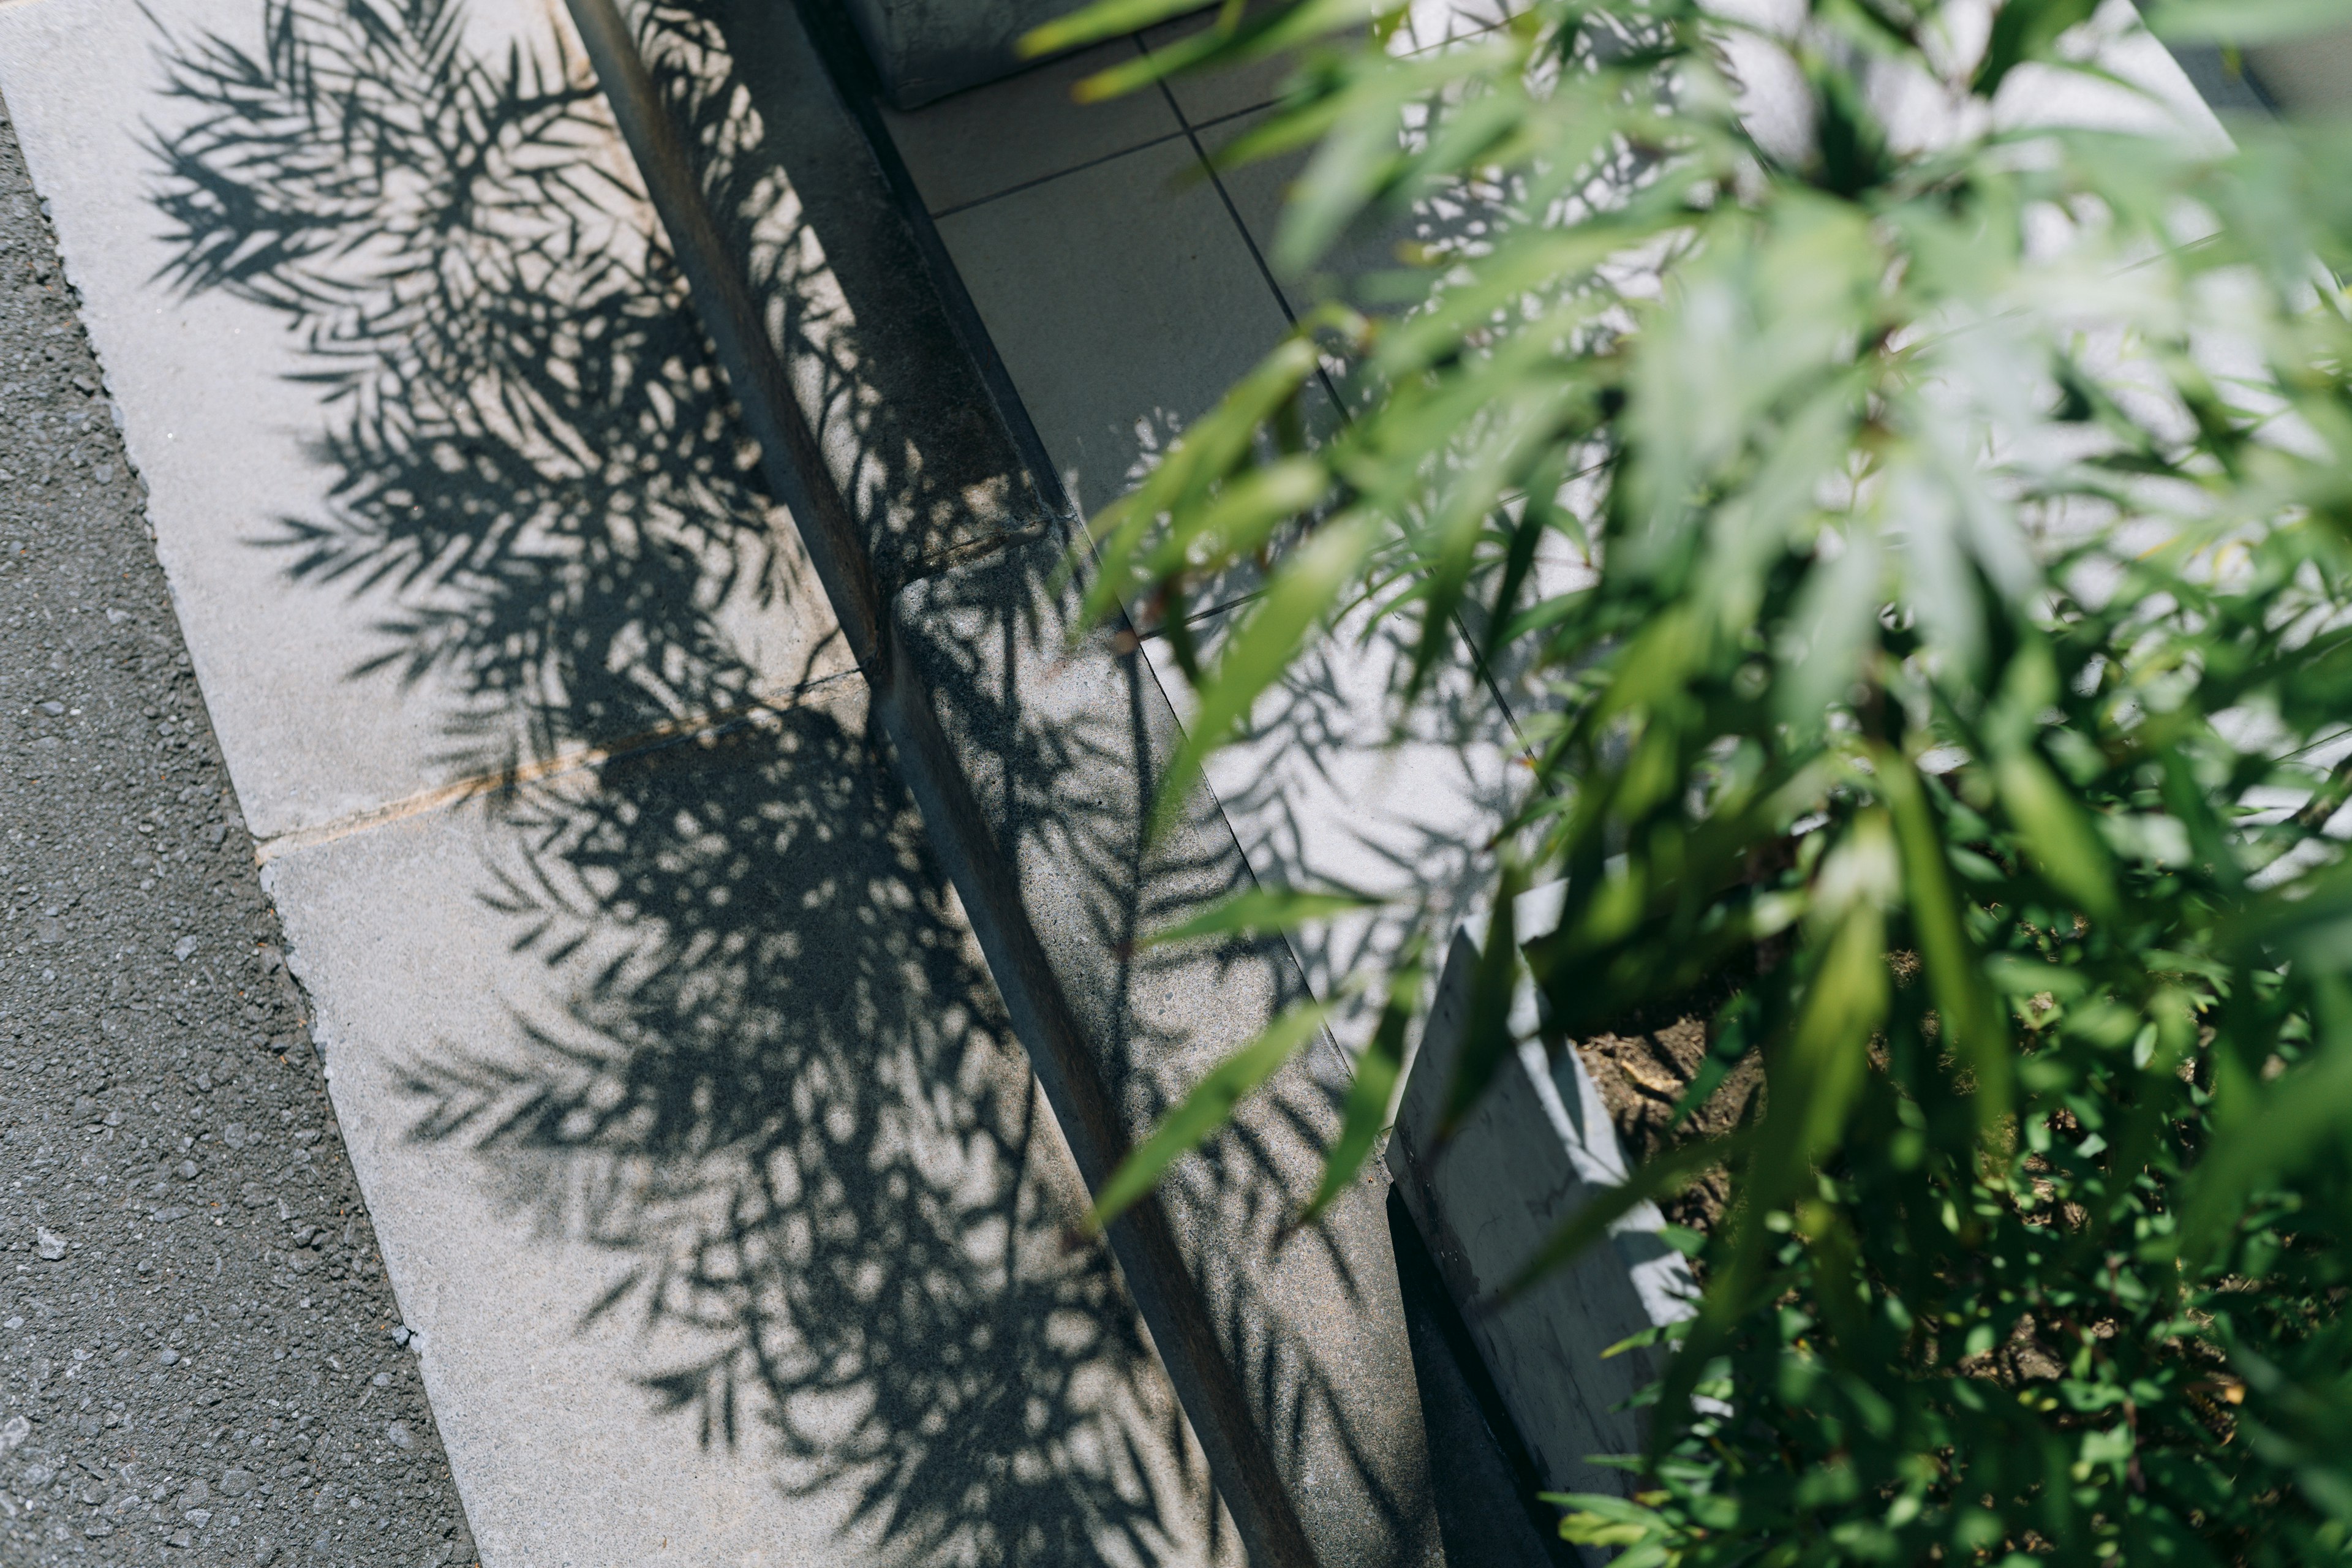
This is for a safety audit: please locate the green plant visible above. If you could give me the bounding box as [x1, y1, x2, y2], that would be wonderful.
[1028, 0, 2352, 1560]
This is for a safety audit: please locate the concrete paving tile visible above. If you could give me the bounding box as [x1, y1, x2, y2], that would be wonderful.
[0, 0, 851, 844]
[933, 135, 1298, 520]
[882, 36, 1186, 215]
[1205, 95, 1517, 328]
[1202, 107, 1404, 321]
[1142, 10, 1295, 127]
[264, 688, 1235, 1568]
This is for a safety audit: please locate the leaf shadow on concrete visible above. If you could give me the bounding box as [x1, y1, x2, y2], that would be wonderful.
[141, 2, 1244, 1561]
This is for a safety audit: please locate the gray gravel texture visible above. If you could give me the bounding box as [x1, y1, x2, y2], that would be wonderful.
[0, 94, 476, 1567]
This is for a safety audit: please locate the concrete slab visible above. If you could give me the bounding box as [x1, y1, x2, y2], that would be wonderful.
[1139, 10, 1292, 127]
[264, 688, 1234, 1567]
[0, 0, 851, 845]
[932, 134, 1298, 519]
[883, 36, 1185, 216]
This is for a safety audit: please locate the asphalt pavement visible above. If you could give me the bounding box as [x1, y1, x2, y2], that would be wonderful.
[0, 89, 477, 1568]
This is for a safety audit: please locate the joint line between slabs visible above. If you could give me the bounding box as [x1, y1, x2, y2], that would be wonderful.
[247, 668, 862, 865]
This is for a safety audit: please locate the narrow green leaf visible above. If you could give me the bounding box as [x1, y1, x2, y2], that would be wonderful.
[1019, 0, 1209, 59]
[1143, 884, 1384, 949]
[1875, 747, 2011, 1135]
[2146, 0, 2352, 45]
[1973, 0, 2101, 96]
[1777, 524, 1884, 733]
[1994, 748, 2120, 924]
[1084, 1000, 1336, 1235]
[1070, 28, 1228, 102]
[1077, 336, 1328, 629]
[1775, 894, 1890, 1175]
[2179, 995, 2352, 1268]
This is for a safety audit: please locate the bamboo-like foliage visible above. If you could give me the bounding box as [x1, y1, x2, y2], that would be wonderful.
[1041, 0, 2352, 1558]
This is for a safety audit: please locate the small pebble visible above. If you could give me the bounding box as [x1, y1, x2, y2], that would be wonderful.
[219, 1467, 254, 1496]
[36, 1226, 65, 1261]
[385, 1420, 413, 1450]
[371, 1371, 391, 1387]
[157, 1347, 179, 1365]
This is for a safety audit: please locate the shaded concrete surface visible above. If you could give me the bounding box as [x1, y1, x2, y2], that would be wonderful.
[0, 0, 851, 848]
[894, 540, 1449, 1568]
[0, 0, 1236, 1562]
[263, 684, 1222, 1567]
[863, 12, 1562, 1563]
[0, 94, 473, 1567]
